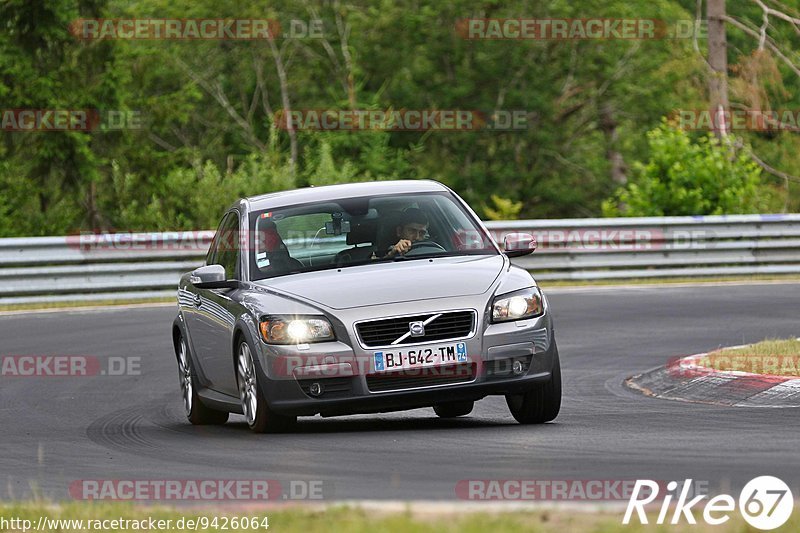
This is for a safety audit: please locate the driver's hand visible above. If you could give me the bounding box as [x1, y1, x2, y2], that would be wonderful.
[390, 239, 412, 256]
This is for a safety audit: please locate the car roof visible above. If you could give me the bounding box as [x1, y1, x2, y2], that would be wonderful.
[241, 180, 450, 212]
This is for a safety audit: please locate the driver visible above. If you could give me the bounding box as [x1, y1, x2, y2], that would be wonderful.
[383, 208, 429, 258]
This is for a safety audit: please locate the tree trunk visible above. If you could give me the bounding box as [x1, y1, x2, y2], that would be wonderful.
[707, 0, 729, 137]
[599, 101, 627, 212]
[88, 181, 99, 232]
[267, 39, 298, 174]
[599, 101, 626, 186]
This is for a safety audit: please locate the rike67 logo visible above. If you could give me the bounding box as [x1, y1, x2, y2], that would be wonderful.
[624, 476, 793, 530]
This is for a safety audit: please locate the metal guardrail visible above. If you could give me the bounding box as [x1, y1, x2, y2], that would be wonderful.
[1, 214, 799, 304]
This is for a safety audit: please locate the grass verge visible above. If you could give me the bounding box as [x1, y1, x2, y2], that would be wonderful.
[0, 297, 175, 313]
[1, 502, 799, 532]
[697, 338, 800, 377]
[539, 274, 800, 288]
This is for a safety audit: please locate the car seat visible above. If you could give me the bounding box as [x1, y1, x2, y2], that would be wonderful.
[257, 220, 304, 273]
[334, 219, 378, 265]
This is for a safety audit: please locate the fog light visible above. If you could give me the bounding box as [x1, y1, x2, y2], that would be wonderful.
[309, 382, 323, 396]
[512, 360, 525, 375]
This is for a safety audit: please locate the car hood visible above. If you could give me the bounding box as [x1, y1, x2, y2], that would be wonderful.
[254, 254, 505, 310]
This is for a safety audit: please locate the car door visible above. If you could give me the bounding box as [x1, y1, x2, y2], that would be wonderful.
[181, 213, 227, 380]
[191, 212, 241, 395]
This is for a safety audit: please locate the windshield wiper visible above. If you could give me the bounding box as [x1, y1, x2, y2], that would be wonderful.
[392, 253, 443, 261]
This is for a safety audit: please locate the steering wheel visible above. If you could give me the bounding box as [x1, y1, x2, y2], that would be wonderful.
[404, 240, 446, 257]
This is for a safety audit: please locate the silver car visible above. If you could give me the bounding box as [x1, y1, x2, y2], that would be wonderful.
[172, 180, 561, 432]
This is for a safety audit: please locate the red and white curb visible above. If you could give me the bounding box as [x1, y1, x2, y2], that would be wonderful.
[626, 341, 800, 408]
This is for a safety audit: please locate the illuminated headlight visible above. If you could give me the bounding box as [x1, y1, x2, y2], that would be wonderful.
[259, 316, 335, 344]
[491, 287, 544, 322]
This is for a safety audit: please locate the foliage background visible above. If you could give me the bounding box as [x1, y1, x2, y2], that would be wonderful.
[1, 0, 799, 236]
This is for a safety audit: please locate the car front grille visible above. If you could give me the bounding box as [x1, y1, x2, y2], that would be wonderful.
[356, 310, 475, 347]
[366, 363, 476, 392]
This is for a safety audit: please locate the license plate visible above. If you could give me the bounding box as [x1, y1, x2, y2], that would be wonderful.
[373, 342, 468, 372]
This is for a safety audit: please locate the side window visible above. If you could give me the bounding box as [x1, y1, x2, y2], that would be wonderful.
[210, 212, 240, 280]
[205, 214, 229, 266]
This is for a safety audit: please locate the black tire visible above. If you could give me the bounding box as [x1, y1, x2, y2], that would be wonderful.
[433, 400, 474, 418]
[176, 332, 229, 425]
[505, 342, 562, 424]
[237, 338, 296, 434]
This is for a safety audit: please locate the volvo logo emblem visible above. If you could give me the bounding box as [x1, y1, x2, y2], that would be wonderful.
[409, 321, 425, 337]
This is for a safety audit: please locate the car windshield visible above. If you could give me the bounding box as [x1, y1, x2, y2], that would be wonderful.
[248, 191, 498, 280]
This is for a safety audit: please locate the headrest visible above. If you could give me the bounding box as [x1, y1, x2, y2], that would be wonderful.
[346, 219, 377, 245]
[258, 219, 286, 253]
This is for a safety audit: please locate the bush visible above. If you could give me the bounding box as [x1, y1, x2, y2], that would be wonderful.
[105, 128, 414, 231]
[109, 151, 296, 231]
[603, 120, 779, 216]
[483, 195, 523, 221]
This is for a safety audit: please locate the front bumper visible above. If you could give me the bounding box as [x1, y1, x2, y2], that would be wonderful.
[254, 310, 557, 417]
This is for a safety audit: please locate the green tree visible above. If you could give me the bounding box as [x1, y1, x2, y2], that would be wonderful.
[2, 0, 799, 237]
[0, 0, 123, 235]
[483, 195, 523, 221]
[602, 120, 779, 216]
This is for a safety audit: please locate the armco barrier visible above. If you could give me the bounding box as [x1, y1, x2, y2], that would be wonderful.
[1, 214, 799, 304]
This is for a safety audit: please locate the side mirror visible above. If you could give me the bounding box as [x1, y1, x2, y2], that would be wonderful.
[503, 232, 536, 258]
[190, 264, 237, 289]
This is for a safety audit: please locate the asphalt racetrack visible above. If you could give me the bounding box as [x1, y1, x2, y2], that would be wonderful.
[2, 283, 799, 502]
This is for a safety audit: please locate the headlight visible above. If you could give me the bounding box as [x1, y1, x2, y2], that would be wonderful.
[491, 287, 544, 322]
[259, 316, 335, 344]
